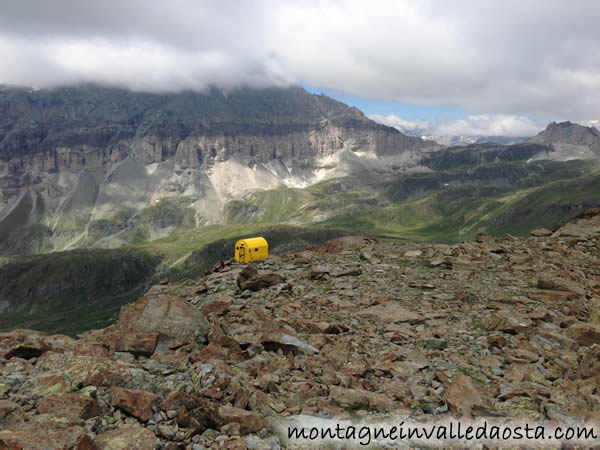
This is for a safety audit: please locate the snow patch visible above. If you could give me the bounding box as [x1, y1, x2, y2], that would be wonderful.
[145, 163, 159, 175]
[354, 151, 379, 160]
[207, 159, 281, 202]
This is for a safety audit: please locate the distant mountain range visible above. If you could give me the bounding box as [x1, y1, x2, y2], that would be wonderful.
[421, 135, 530, 146]
[384, 118, 600, 148]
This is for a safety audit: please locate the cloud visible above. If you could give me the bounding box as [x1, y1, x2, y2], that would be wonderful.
[367, 114, 431, 134]
[369, 113, 548, 137]
[579, 120, 600, 130]
[433, 115, 547, 137]
[0, 1, 600, 119]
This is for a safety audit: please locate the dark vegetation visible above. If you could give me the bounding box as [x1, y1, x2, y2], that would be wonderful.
[0, 248, 160, 335]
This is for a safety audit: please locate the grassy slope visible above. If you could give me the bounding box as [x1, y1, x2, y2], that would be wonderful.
[485, 171, 600, 236]
[326, 168, 600, 243]
[0, 248, 160, 335]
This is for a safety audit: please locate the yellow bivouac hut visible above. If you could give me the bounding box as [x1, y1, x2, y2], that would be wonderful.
[234, 237, 268, 263]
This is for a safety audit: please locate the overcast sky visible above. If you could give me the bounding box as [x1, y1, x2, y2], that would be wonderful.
[1, 0, 599, 136]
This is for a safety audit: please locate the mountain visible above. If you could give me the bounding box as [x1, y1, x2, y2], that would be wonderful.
[0, 84, 435, 255]
[422, 135, 530, 146]
[528, 121, 600, 160]
[423, 121, 600, 153]
[420, 121, 600, 171]
[377, 120, 531, 147]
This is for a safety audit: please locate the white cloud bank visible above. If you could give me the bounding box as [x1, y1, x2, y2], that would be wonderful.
[1, 1, 600, 119]
[368, 113, 549, 137]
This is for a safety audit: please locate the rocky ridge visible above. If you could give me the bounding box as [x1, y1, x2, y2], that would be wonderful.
[528, 121, 600, 161]
[1, 211, 599, 448]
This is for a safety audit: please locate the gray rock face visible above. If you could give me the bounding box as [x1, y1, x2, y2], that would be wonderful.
[0, 85, 427, 173]
[117, 294, 210, 350]
[0, 84, 434, 255]
[528, 121, 600, 160]
[530, 121, 600, 151]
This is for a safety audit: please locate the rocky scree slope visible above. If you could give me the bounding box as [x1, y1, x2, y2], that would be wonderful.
[0, 85, 433, 255]
[1, 210, 599, 448]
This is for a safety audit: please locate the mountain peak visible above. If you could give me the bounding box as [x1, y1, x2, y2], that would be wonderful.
[528, 120, 600, 159]
[547, 120, 573, 129]
[531, 120, 599, 143]
[544, 120, 598, 134]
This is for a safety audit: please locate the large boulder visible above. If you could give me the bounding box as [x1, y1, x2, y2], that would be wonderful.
[577, 345, 600, 379]
[39, 393, 101, 420]
[443, 373, 484, 417]
[568, 323, 600, 346]
[236, 266, 286, 291]
[27, 372, 73, 397]
[0, 400, 24, 428]
[0, 329, 50, 360]
[101, 328, 160, 357]
[33, 352, 126, 389]
[329, 386, 394, 410]
[117, 294, 209, 351]
[218, 406, 265, 434]
[110, 387, 160, 422]
[95, 423, 159, 449]
[0, 414, 90, 449]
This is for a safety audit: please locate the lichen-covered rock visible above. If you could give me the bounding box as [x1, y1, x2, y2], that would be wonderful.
[0, 400, 24, 428]
[443, 373, 484, 417]
[38, 392, 101, 420]
[101, 328, 160, 357]
[328, 386, 393, 410]
[0, 329, 50, 359]
[110, 387, 160, 422]
[0, 414, 90, 450]
[117, 294, 209, 350]
[568, 323, 600, 346]
[95, 423, 159, 449]
[218, 406, 265, 434]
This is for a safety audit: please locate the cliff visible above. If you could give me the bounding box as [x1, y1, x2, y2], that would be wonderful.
[0, 85, 435, 255]
[0, 84, 428, 173]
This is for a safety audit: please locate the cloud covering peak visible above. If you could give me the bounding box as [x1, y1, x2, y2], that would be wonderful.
[1, 1, 599, 119]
